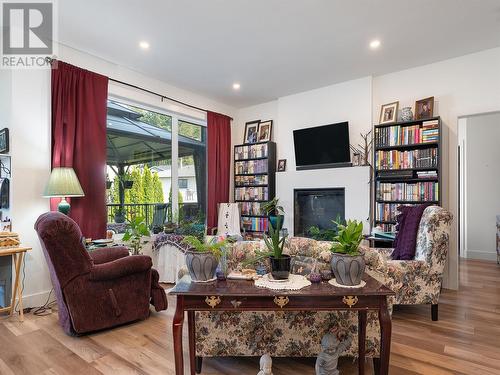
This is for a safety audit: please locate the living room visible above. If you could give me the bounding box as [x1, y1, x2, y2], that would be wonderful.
[0, 1, 499, 374]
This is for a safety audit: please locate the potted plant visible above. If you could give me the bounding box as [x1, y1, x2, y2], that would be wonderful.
[122, 216, 150, 255]
[182, 236, 228, 282]
[329, 219, 365, 286]
[114, 207, 126, 223]
[164, 221, 178, 234]
[262, 197, 285, 231]
[264, 216, 290, 279]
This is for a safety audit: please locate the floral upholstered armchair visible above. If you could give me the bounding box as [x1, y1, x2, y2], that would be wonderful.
[361, 206, 453, 321]
[194, 237, 390, 370]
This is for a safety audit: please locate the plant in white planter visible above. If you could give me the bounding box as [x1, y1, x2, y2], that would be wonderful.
[182, 236, 228, 282]
[329, 219, 365, 286]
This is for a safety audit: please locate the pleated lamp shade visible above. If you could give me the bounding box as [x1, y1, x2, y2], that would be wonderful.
[43, 167, 85, 198]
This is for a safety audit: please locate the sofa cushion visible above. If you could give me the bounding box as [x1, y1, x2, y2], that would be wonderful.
[392, 204, 431, 260]
[290, 255, 329, 275]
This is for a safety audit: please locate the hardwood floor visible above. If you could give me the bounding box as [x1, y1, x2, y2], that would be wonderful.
[0, 258, 499, 374]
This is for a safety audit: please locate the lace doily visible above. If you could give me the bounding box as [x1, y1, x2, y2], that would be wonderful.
[328, 279, 366, 289]
[254, 274, 311, 290]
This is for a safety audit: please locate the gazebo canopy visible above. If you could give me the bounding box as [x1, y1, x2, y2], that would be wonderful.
[106, 101, 205, 166]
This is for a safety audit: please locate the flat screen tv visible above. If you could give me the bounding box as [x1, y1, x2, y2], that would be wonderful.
[293, 121, 351, 170]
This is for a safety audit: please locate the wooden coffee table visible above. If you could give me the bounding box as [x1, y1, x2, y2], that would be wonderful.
[169, 274, 394, 375]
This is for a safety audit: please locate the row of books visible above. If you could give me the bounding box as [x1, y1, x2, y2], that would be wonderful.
[235, 160, 268, 175]
[241, 217, 269, 232]
[375, 120, 439, 147]
[235, 175, 268, 187]
[234, 143, 268, 160]
[377, 181, 439, 202]
[375, 203, 420, 222]
[375, 148, 438, 170]
[240, 202, 265, 216]
[376, 223, 397, 233]
[235, 187, 268, 201]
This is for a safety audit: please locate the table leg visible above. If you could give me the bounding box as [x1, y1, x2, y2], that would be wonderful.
[173, 296, 185, 375]
[188, 310, 196, 375]
[10, 253, 23, 319]
[358, 309, 367, 375]
[378, 298, 392, 375]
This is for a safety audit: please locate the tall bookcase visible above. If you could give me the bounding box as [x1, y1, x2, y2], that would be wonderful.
[373, 116, 442, 234]
[234, 141, 276, 238]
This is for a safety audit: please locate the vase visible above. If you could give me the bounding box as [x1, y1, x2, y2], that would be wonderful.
[330, 253, 365, 286]
[400, 107, 413, 122]
[269, 215, 284, 231]
[269, 254, 291, 280]
[185, 251, 218, 282]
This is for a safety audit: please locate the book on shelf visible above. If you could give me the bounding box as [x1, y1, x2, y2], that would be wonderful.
[416, 170, 438, 179]
[375, 120, 439, 147]
[375, 148, 438, 170]
[241, 217, 269, 232]
[235, 159, 268, 175]
[235, 175, 268, 186]
[234, 143, 268, 160]
[376, 181, 439, 201]
[240, 202, 265, 216]
[235, 186, 268, 201]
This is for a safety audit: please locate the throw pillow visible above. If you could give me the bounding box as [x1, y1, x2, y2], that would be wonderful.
[392, 204, 432, 260]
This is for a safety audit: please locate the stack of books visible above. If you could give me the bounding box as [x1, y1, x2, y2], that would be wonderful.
[422, 120, 439, 143]
[416, 170, 438, 179]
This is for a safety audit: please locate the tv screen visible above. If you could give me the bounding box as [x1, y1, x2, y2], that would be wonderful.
[293, 122, 351, 169]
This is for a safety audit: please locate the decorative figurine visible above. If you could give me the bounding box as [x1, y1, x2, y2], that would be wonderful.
[257, 354, 273, 375]
[315, 333, 352, 375]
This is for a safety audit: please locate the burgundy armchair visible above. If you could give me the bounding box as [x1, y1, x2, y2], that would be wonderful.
[35, 212, 167, 335]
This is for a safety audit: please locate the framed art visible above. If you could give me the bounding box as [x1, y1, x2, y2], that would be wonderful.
[0, 128, 9, 154]
[257, 120, 273, 142]
[415, 96, 434, 120]
[379, 102, 399, 124]
[277, 159, 286, 172]
[243, 120, 260, 144]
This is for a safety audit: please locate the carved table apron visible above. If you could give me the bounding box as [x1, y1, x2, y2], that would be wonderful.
[170, 275, 394, 375]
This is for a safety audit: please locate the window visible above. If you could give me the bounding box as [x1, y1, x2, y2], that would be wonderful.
[105, 99, 206, 229]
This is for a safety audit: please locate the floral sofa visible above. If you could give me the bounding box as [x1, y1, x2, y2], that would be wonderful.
[193, 205, 452, 364]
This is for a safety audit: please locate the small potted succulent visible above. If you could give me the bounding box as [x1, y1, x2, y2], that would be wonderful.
[182, 236, 228, 282]
[329, 219, 365, 286]
[262, 197, 285, 231]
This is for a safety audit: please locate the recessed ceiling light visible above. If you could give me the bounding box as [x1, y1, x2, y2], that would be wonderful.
[370, 39, 381, 49]
[232, 83, 241, 90]
[139, 41, 150, 50]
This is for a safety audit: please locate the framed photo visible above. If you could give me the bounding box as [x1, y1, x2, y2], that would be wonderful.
[257, 120, 273, 142]
[243, 120, 260, 144]
[277, 159, 286, 172]
[0, 128, 9, 154]
[415, 96, 434, 120]
[379, 102, 399, 124]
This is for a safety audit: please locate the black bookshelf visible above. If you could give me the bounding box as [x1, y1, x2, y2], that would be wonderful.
[372, 116, 442, 234]
[234, 141, 276, 237]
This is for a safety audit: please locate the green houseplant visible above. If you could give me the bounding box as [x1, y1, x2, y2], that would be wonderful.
[182, 236, 228, 282]
[122, 216, 150, 255]
[261, 197, 285, 231]
[329, 219, 365, 286]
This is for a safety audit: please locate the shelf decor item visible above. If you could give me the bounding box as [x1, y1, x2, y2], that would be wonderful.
[277, 159, 286, 172]
[243, 120, 260, 144]
[257, 120, 273, 142]
[400, 106, 413, 122]
[379, 101, 399, 124]
[415, 96, 434, 120]
[0, 128, 9, 154]
[43, 167, 85, 215]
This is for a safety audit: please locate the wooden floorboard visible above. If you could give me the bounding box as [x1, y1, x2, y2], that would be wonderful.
[0, 258, 499, 374]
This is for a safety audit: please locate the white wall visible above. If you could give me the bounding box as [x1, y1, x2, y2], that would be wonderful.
[460, 112, 500, 261]
[7, 43, 236, 307]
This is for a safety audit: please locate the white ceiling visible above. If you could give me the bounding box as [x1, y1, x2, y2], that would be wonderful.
[58, 0, 500, 108]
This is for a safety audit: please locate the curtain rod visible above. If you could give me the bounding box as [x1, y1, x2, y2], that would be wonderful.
[45, 57, 233, 120]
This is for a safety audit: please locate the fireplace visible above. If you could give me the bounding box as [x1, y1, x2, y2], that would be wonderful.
[294, 188, 345, 237]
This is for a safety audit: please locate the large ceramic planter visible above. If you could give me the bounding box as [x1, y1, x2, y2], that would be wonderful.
[269, 215, 284, 231]
[269, 254, 291, 280]
[185, 251, 218, 282]
[330, 253, 365, 286]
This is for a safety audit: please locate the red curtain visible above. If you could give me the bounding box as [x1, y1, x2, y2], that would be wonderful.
[207, 111, 232, 230]
[51, 61, 109, 238]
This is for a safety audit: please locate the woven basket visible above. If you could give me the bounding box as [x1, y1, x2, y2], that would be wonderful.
[0, 232, 20, 248]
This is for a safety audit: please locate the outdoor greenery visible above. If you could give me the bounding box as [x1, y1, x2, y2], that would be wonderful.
[122, 216, 150, 255]
[330, 219, 364, 256]
[111, 165, 164, 205]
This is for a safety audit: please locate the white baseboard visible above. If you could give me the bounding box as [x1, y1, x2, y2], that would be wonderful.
[465, 250, 498, 261]
[22, 289, 55, 308]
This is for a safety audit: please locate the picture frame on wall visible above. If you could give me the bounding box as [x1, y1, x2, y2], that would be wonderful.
[243, 120, 260, 144]
[277, 159, 286, 172]
[379, 102, 399, 124]
[415, 96, 434, 120]
[257, 120, 273, 142]
[0, 128, 9, 154]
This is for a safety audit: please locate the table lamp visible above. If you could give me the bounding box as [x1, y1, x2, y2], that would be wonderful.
[43, 167, 85, 214]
